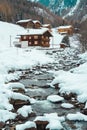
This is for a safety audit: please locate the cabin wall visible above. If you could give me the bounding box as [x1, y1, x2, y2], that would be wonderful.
[20, 34, 50, 47]
[34, 23, 41, 29]
[58, 27, 73, 35]
[17, 21, 34, 28]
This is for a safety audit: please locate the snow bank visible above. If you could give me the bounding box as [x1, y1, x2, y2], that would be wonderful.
[0, 110, 17, 122]
[16, 121, 36, 130]
[35, 113, 65, 130]
[61, 103, 74, 109]
[17, 105, 33, 117]
[0, 21, 55, 122]
[5, 82, 25, 90]
[50, 28, 64, 48]
[47, 95, 64, 103]
[50, 67, 87, 103]
[67, 112, 87, 121]
[0, 21, 25, 48]
[0, 93, 13, 110]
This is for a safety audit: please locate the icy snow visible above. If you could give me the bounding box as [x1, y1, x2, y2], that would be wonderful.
[50, 28, 64, 48]
[0, 21, 55, 122]
[0, 110, 17, 122]
[61, 103, 74, 109]
[47, 94, 64, 103]
[67, 112, 87, 121]
[17, 105, 33, 117]
[16, 121, 36, 130]
[84, 102, 87, 109]
[34, 113, 65, 130]
[5, 82, 25, 90]
[0, 20, 87, 126]
[50, 64, 87, 103]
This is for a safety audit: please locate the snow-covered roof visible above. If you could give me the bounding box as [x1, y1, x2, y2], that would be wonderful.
[42, 24, 51, 27]
[18, 28, 52, 36]
[16, 19, 32, 24]
[58, 25, 73, 29]
[33, 20, 41, 24]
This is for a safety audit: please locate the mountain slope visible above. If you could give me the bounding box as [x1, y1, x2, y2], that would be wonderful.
[65, 0, 87, 21]
[30, 0, 77, 16]
[31, 0, 87, 23]
[0, 0, 63, 27]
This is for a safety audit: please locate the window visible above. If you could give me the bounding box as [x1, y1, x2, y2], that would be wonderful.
[29, 36, 31, 39]
[46, 36, 49, 39]
[23, 36, 26, 40]
[34, 36, 38, 39]
[29, 42, 32, 45]
[34, 41, 38, 45]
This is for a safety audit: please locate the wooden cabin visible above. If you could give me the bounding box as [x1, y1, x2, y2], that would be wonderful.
[16, 19, 42, 29]
[58, 25, 73, 35]
[17, 28, 52, 47]
[33, 20, 42, 29]
[16, 19, 34, 28]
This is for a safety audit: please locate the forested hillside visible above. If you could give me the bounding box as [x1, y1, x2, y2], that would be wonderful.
[0, 0, 64, 27]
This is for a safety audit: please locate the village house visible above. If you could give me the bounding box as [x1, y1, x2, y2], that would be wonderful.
[33, 20, 42, 29]
[16, 28, 52, 48]
[16, 19, 34, 28]
[57, 25, 73, 35]
[16, 19, 42, 29]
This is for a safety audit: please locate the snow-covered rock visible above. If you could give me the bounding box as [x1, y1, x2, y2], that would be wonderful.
[17, 105, 33, 117]
[0, 110, 17, 122]
[61, 103, 74, 109]
[47, 95, 64, 103]
[16, 121, 36, 130]
[35, 113, 65, 130]
[67, 112, 87, 121]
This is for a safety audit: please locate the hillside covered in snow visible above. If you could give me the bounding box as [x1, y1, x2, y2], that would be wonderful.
[0, 21, 87, 129]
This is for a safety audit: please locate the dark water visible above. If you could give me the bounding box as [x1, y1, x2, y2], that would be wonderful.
[19, 69, 87, 130]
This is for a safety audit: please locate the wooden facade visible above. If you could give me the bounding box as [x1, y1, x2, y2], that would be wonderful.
[16, 19, 34, 28]
[58, 25, 73, 35]
[33, 20, 42, 29]
[16, 19, 42, 29]
[18, 29, 52, 47]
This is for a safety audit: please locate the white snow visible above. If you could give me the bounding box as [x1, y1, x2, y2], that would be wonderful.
[34, 113, 65, 130]
[0, 21, 55, 122]
[47, 95, 64, 103]
[84, 102, 87, 109]
[0, 110, 17, 122]
[58, 25, 72, 29]
[0, 20, 87, 127]
[61, 103, 74, 109]
[50, 58, 87, 103]
[16, 19, 32, 23]
[50, 28, 64, 48]
[16, 121, 36, 130]
[67, 112, 87, 121]
[18, 28, 49, 35]
[5, 82, 25, 90]
[81, 14, 87, 23]
[64, 0, 80, 18]
[17, 105, 33, 117]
